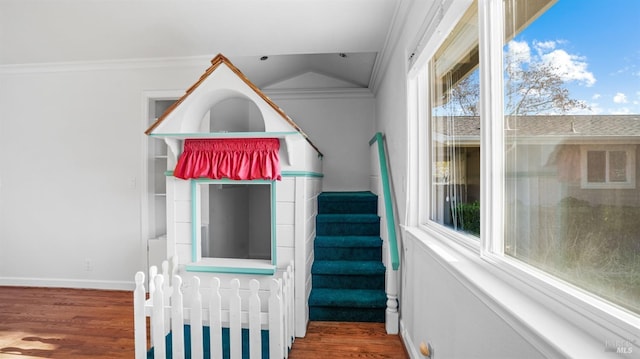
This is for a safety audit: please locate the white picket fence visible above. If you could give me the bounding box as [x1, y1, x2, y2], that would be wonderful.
[134, 257, 295, 359]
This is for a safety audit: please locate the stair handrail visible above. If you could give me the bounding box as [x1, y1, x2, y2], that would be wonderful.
[369, 132, 400, 271]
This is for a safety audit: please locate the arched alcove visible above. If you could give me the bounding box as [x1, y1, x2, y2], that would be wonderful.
[209, 96, 265, 133]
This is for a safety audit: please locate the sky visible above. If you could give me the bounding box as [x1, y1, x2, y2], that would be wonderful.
[510, 0, 640, 115]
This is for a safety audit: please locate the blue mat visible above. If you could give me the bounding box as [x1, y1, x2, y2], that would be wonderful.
[147, 325, 270, 359]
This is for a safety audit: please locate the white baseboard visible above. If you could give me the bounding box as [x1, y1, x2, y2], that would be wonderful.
[0, 277, 134, 291]
[400, 319, 420, 358]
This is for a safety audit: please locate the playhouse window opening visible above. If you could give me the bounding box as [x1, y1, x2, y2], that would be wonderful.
[190, 179, 276, 273]
[202, 183, 272, 260]
[194, 180, 274, 266]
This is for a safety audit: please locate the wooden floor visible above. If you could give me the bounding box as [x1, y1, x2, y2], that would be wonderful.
[0, 286, 408, 358]
[288, 321, 408, 359]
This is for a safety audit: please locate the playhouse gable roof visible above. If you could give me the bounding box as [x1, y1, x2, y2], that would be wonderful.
[145, 54, 320, 154]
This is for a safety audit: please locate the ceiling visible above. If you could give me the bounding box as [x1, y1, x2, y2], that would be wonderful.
[0, 0, 404, 88]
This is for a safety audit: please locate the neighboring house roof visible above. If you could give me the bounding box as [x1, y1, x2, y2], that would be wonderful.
[434, 115, 640, 143]
[145, 53, 322, 155]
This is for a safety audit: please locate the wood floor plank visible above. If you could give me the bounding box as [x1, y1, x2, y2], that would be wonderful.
[0, 286, 134, 359]
[0, 286, 408, 358]
[289, 321, 409, 359]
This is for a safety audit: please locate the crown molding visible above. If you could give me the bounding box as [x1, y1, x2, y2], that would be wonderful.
[369, 0, 414, 94]
[264, 88, 374, 100]
[0, 55, 212, 75]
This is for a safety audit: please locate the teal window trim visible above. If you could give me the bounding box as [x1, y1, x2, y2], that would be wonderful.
[281, 171, 324, 178]
[369, 132, 400, 270]
[185, 264, 276, 275]
[172, 171, 323, 178]
[271, 183, 277, 266]
[190, 178, 277, 273]
[150, 131, 299, 139]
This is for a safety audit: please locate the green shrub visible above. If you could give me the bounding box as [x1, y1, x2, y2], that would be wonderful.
[455, 201, 480, 236]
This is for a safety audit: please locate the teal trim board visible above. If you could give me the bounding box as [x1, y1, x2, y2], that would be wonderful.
[171, 171, 324, 178]
[190, 180, 198, 262]
[271, 182, 277, 267]
[185, 264, 276, 275]
[149, 131, 299, 139]
[281, 171, 324, 178]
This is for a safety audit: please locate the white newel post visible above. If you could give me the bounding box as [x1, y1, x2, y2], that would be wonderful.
[385, 268, 399, 334]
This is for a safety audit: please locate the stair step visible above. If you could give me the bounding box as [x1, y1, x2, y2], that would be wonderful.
[312, 273, 385, 290]
[312, 260, 385, 276]
[315, 236, 382, 261]
[315, 236, 382, 248]
[309, 307, 385, 323]
[309, 288, 387, 308]
[315, 247, 381, 261]
[318, 191, 378, 214]
[316, 214, 380, 223]
[316, 214, 380, 236]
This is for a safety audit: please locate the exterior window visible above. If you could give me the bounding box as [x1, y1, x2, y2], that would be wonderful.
[581, 146, 636, 189]
[502, 0, 639, 313]
[413, 0, 639, 316]
[428, 1, 480, 237]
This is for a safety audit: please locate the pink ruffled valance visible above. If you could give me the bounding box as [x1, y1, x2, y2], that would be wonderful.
[174, 138, 281, 180]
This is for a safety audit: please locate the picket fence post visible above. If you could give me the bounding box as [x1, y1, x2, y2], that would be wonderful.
[134, 272, 146, 359]
[190, 277, 203, 359]
[287, 262, 295, 350]
[151, 275, 166, 359]
[269, 278, 284, 359]
[171, 275, 185, 359]
[209, 277, 223, 359]
[229, 279, 242, 359]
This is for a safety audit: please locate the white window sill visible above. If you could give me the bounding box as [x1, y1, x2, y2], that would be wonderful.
[185, 258, 275, 275]
[403, 225, 640, 358]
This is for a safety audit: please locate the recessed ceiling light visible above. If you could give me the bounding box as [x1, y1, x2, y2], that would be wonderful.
[260, 56, 269, 61]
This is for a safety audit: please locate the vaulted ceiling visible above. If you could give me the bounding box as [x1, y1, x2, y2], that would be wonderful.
[0, 0, 406, 88]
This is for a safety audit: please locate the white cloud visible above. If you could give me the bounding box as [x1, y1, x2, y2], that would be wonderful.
[507, 40, 531, 64]
[592, 93, 601, 100]
[613, 92, 628, 103]
[533, 40, 557, 52]
[540, 49, 596, 87]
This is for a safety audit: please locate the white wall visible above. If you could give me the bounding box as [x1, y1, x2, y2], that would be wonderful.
[0, 63, 207, 288]
[268, 91, 376, 191]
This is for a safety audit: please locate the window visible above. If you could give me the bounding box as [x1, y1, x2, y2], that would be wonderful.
[429, 1, 481, 237]
[412, 0, 640, 318]
[502, 0, 640, 315]
[581, 146, 636, 189]
[189, 179, 276, 274]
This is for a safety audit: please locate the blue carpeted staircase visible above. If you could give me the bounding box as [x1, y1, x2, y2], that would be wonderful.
[309, 191, 387, 322]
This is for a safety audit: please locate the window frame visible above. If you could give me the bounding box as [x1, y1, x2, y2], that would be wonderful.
[406, 0, 640, 352]
[186, 178, 277, 275]
[580, 145, 636, 189]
